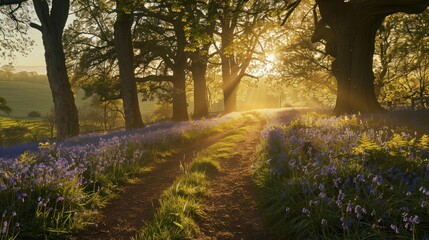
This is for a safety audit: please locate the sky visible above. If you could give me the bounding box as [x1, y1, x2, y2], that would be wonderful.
[0, 26, 46, 74]
[0, 9, 76, 75]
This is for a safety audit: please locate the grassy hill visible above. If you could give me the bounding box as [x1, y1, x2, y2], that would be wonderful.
[0, 80, 53, 117]
[0, 80, 156, 118]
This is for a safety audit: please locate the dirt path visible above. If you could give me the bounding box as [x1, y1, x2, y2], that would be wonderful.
[71, 126, 243, 240]
[195, 120, 272, 240]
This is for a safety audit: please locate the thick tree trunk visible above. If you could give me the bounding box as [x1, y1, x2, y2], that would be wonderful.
[191, 60, 209, 119]
[222, 74, 238, 113]
[32, 0, 79, 139]
[316, 0, 429, 115]
[114, 5, 144, 129]
[171, 20, 189, 121]
[172, 67, 189, 121]
[43, 35, 80, 139]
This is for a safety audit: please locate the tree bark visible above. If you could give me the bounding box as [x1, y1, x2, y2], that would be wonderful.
[221, 26, 239, 113]
[114, 2, 145, 129]
[32, 0, 79, 139]
[314, 0, 429, 115]
[191, 58, 209, 119]
[171, 19, 189, 121]
[171, 67, 189, 121]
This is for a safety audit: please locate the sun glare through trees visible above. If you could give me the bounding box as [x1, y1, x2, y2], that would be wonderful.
[0, 0, 429, 239]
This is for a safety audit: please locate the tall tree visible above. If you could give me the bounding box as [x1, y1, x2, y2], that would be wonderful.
[30, 0, 79, 139]
[312, 0, 429, 115]
[114, 0, 144, 129]
[216, 0, 284, 113]
[0, 96, 12, 115]
[136, 0, 190, 121]
[185, 0, 216, 119]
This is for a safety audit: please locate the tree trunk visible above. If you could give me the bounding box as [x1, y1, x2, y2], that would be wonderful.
[43, 35, 80, 138]
[316, 0, 429, 115]
[221, 26, 239, 113]
[222, 74, 238, 113]
[32, 0, 79, 139]
[172, 67, 189, 121]
[114, 4, 145, 129]
[171, 20, 189, 121]
[191, 59, 209, 119]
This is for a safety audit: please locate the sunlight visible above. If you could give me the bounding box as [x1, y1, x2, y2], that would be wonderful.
[263, 53, 276, 74]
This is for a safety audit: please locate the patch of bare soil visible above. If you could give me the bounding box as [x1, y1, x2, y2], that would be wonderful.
[195, 121, 272, 240]
[71, 128, 241, 240]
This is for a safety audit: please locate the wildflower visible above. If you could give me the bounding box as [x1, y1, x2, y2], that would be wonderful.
[321, 219, 328, 226]
[302, 208, 310, 217]
[390, 224, 400, 234]
[405, 222, 412, 231]
[285, 207, 290, 213]
[12, 212, 16, 217]
[422, 201, 427, 208]
[319, 192, 327, 198]
[2, 221, 7, 233]
[336, 198, 343, 207]
[340, 216, 355, 230]
[346, 202, 353, 213]
[410, 215, 420, 224]
[372, 175, 383, 186]
[57, 196, 64, 202]
[406, 191, 412, 196]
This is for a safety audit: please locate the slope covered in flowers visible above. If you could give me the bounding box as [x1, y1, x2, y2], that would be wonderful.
[255, 111, 429, 239]
[0, 113, 241, 239]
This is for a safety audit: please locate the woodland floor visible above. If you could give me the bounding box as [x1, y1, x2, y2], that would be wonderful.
[71, 117, 269, 240]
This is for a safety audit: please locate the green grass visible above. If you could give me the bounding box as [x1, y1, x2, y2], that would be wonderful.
[134, 112, 265, 240]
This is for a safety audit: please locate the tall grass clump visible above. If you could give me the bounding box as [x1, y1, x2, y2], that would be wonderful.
[0, 113, 241, 239]
[254, 112, 429, 239]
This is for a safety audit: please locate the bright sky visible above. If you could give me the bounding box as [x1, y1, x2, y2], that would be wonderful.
[0, 26, 46, 74]
[0, 10, 76, 75]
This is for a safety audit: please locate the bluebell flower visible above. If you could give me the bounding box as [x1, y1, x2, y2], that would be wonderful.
[390, 224, 399, 234]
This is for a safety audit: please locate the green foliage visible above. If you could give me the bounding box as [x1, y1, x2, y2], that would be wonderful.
[0, 96, 12, 115]
[28, 111, 42, 118]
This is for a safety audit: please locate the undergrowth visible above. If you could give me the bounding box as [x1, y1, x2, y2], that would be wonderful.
[254, 112, 429, 239]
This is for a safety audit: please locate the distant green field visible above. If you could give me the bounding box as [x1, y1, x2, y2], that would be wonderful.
[0, 80, 157, 118]
[0, 80, 53, 117]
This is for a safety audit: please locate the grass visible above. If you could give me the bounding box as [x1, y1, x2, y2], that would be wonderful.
[134, 112, 264, 240]
[254, 112, 429, 239]
[0, 113, 247, 239]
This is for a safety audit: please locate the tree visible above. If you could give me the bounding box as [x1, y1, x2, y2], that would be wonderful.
[186, 0, 217, 119]
[28, 110, 41, 117]
[0, 96, 12, 115]
[215, 0, 287, 113]
[0, 1, 33, 59]
[312, 0, 429, 115]
[269, 0, 336, 107]
[1, 63, 16, 80]
[135, 0, 191, 121]
[114, 0, 145, 129]
[28, 0, 79, 139]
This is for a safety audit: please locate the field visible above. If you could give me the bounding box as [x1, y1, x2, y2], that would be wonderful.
[0, 80, 156, 118]
[0, 109, 429, 239]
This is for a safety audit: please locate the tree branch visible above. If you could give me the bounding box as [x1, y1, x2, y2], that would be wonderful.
[135, 75, 174, 83]
[0, 0, 25, 6]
